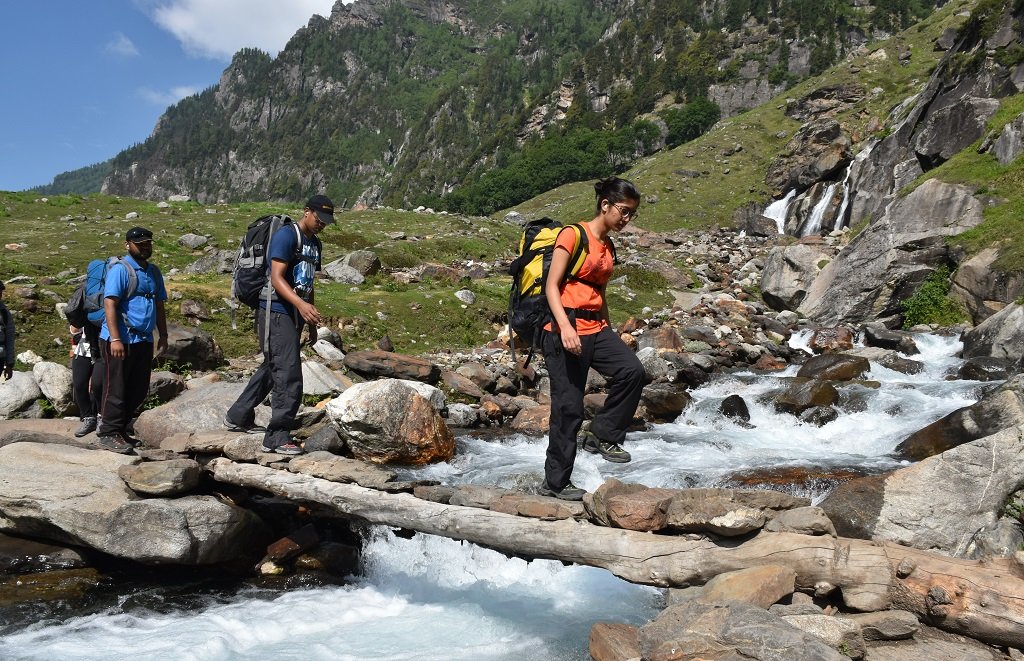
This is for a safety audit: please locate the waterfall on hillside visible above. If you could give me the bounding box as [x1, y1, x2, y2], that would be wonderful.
[832, 163, 854, 231]
[762, 189, 796, 234]
[800, 182, 839, 237]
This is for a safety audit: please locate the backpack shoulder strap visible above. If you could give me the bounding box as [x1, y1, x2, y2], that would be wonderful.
[563, 223, 590, 281]
[110, 257, 139, 300]
[292, 222, 303, 261]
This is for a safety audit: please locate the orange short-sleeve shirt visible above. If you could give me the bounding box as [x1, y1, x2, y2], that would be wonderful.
[544, 223, 614, 336]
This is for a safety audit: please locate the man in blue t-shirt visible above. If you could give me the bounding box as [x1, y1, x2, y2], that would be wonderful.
[96, 226, 168, 453]
[225, 195, 333, 454]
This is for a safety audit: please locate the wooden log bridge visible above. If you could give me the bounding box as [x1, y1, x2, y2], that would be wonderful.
[210, 459, 1024, 649]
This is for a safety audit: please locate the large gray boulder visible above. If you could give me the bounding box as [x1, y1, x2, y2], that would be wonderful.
[760, 243, 831, 311]
[322, 260, 364, 284]
[301, 361, 348, 396]
[0, 443, 265, 564]
[341, 250, 382, 277]
[992, 111, 1024, 165]
[914, 97, 999, 167]
[799, 180, 984, 325]
[821, 425, 1024, 556]
[894, 374, 1024, 461]
[326, 379, 455, 465]
[31, 361, 74, 414]
[0, 372, 43, 419]
[182, 249, 233, 275]
[162, 324, 224, 371]
[951, 248, 1024, 323]
[134, 381, 266, 445]
[961, 302, 1024, 366]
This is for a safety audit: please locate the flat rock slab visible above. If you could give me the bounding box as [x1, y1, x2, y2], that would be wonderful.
[639, 600, 846, 661]
[0, 419, 83, 449]
[286, 452, 421, 492]
[864, 622, 1004, 661]
[0, 442, 264, 564]
[118, 459, 201, 496]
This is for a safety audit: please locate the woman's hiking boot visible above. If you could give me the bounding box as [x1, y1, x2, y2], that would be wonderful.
[540, 481, 586, 501]
[74, 417, 97, 438]
[583, 432, 631, 463]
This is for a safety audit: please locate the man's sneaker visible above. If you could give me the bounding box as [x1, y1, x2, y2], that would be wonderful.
[74, 417, 97, 438]
[95, 433, 133, 454]
[273, 442, 303, 456]
[223, 415, 267, 434]
[539, 481, 586, 501]
[582, 432, 632, 463]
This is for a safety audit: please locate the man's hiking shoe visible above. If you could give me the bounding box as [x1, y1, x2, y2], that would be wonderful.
[95, 433, 133, 454]
[583, 433, 632, 463]
[74, 417, 97, 438]
[223, 415, 267, 434]
[272, 443, 303, 456]
[540, 481, 586, 501]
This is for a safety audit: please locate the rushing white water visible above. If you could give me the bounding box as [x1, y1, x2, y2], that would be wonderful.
[800, 182, 838, 237]
[832, 163, 854, 231]
[408, 333, 980, 501]
[0, 333, 985, 660]
[0, 529, 661, 660]
[762, 189, 796, 234]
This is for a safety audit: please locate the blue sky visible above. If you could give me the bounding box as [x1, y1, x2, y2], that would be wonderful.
[0, 0, 339, 192]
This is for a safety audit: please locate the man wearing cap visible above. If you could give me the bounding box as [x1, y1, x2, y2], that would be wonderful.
[95, 226, 167, 453]
[225, 195, 333, 455]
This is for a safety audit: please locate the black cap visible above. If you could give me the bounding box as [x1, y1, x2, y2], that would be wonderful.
[306, 194, 335, 225]
[126, 226, 154, 242]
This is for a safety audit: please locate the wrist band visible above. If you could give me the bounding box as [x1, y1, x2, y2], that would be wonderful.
[110, 339, 123, 343]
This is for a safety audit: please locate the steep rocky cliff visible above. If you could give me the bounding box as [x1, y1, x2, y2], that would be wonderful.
[98, 0, 934, 207]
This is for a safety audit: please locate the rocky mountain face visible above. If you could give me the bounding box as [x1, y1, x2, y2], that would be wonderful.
[757, 0, 1024, 327]
[98, 0, 932, 207]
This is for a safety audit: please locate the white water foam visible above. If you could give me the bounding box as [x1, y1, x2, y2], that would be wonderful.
[0, 529, 661, 661]
[762, 189, 796, 234]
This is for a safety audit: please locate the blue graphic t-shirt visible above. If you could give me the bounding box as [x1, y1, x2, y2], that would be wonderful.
[263, 223, 322, 315]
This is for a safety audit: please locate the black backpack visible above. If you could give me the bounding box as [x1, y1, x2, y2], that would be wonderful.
[231, 214, 293, 311]
[507, 218, 614, 368]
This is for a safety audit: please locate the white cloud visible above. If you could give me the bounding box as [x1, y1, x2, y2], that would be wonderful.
[105, 32, 140, 57]
[145, 0, 339, 60]
[138, 85, 200, 105]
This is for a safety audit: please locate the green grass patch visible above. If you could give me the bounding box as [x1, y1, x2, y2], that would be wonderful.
[901, 266, 969, 327]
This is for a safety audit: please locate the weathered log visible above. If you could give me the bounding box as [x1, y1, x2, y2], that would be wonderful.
[209, 459, 1024, 648]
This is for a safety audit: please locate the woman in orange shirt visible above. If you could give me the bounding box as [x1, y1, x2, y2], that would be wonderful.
[540, 177, 646, 500]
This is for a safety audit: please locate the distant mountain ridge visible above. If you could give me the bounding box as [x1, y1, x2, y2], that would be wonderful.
[53, 0, 936, 210]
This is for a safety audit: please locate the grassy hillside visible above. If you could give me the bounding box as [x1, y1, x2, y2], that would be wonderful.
[6, 0, 1024, 368]
[0, 192, 672, 365]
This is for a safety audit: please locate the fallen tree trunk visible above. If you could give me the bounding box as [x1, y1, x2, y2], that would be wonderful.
[210, 459, 1024, 648]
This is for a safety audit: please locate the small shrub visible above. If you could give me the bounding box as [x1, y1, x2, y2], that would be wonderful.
[901, 266, 968, 327]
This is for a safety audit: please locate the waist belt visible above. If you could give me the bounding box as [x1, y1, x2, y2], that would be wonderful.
[565, 308, 604, 327]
